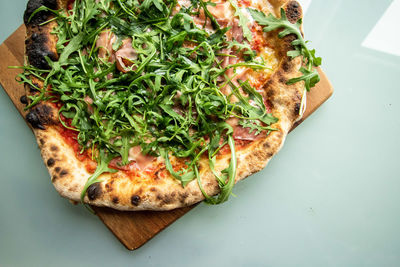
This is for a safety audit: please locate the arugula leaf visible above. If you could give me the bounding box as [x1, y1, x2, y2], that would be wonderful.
[287, 67, 320, 90]
[58, 32, 85, 65]
[161, 149, 196, 187]
[228, 0, 252, 42]
[248, 8, 322, 91]
[198, 0, 220, 29]
[239, 120, 276, 135]
[197, 134, 237, 204]
[80, 150, 118, 204]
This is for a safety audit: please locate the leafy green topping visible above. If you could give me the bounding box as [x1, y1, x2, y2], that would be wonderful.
[228, 0, 252, 41]
[19, 0, 279, 205]
[80, 150, 117, 207]
[197, 134, 236, 204]
[248, 8, 322, 91]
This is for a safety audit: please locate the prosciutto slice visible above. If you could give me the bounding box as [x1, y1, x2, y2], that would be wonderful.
[96, 30, 117, 62]
[96, 31, 137, 73]
[115, 38, 137, 73]
[227, 117, 260, 141]
[108, 146, 155, 171]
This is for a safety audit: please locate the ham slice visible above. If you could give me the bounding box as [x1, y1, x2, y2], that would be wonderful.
[96, 31, 137, 73]
[128, 146, 155, 169]
[227, 117, 260, 141]
[231, 18, 244, 43]
[194, 1, 233, 31]
[115, 38, 137, 73]
[96, 30, 117, 62]
[108, 146, 155, 171]
[208, 1, 233, 22]
[83, 95, 94, 114]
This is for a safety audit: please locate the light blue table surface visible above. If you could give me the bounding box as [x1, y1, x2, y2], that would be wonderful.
[1, 0, 399, 266]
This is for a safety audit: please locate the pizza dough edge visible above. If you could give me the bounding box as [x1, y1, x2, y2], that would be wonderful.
[23, 0, 305, 211]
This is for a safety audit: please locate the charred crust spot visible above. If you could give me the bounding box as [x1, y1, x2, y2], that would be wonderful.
[282, 61, 291, 72]
[263, 142, 270, 149]
[281, 34, 297, 54]
[26, 104, 55, 130]
[112, 196, 119, 204]
[161, 194, 173, 205]
[87, 183, 102, 201]
[55, 167, 61, 173]
[294, 102, 301, 115]
[279, 76, 287, 84]
[23, 0, 58, 26]
[20, 95, 28, 105]
[267, 152, 274, 158]
[105, 183, 111, 192]
[29, 83, 40, 93]
[285, 1, 302, 24]
[50, 145, 58, 151]
[47, 158, 55, 167]
[69, 184, 78, 192]
[155, 193, 174, 205]
[263, 80, 273, 90]
[150, 187, 157, 192]
[26, 33, 57, 69]
[105, 181, 114, 192]
[135, 188, 143, 196]
[60, 170, 68, 177]
[39, 138, 45, 145]
[26, 111, 44, 130]
[52, 175, 57, 181]
[267, 89, 275, 98]
[153, 172, 161, 181]
[131, 195, 141, 206]
[267, 100, 274, 110]
[179, 192, 189, 204]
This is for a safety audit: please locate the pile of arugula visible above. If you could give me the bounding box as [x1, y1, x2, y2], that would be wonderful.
[19, 0, 320, 206]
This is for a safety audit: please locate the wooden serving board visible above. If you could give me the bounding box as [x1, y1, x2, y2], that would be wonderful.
[0, 25, 333, 250]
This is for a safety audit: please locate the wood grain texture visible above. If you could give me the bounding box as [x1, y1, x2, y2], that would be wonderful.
[0, 25, 333, 251]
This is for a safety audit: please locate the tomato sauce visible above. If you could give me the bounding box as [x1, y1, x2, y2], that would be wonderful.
[56, 110, 97, 173]
[237, 0, 251, 7]
[67, 0, 75, 10]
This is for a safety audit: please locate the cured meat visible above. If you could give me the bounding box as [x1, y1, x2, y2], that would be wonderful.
[96, 30, 117, 62]
[115, 38, 137, 73]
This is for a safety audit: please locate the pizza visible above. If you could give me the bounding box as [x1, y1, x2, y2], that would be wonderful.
[20, 0, 321, 211]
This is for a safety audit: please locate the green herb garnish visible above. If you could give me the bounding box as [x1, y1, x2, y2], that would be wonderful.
[228, 0, 252, 41]
[248, 8, 322, 91]
[20, 0, 280, 205]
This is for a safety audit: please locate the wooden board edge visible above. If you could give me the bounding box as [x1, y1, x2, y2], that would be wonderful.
[93, 76, 334, 250]
[291, 68, 334, 130]
[0, 25, 334, 251]
[94, 205, 196, 250]
[0, 44, 27, 117]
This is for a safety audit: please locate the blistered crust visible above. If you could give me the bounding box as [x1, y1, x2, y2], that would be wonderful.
[24, 0, 68, 69]
[24, 0, 58, 26]
[25, 0, 305, 211]
[26, 103, 58, 129]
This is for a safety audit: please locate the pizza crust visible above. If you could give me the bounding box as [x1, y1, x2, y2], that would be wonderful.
[24, 0, 305, 211]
